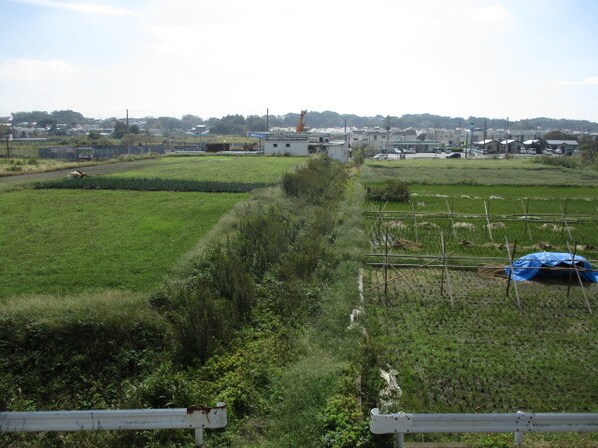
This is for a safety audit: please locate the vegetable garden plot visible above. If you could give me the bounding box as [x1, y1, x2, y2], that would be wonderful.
[366, 195, 598, 261]
[364, 268, 598, 413]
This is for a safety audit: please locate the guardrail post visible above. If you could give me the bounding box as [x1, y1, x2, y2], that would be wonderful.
[395, 432, 404, 448]
[195, 428, 204, 447]
[514, 430, 523, 447]
[514, 410, 524, 447]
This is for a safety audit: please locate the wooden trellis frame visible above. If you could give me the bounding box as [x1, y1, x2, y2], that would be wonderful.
[366, 206, 596, 312]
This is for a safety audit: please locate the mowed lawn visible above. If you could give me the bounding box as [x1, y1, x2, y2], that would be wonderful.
[0, 189, 247, 300]
[112, 155, 304, 183]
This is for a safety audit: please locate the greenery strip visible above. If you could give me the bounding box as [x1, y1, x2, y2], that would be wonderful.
[34, 176, 271, 193]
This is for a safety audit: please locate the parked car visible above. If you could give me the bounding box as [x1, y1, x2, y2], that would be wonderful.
[446, 152, 462, 158]
[391, 148, 403, 154]
[373, 153, 388, 160]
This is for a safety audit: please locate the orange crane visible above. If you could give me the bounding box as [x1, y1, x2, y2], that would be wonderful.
[296, 110, 307, 133]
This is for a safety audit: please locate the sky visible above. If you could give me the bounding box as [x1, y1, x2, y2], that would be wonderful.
[1, 0, 598, 122]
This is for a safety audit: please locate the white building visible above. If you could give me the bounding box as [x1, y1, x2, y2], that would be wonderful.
[264, 136, 309, 156]
[325, 140, 350, 163]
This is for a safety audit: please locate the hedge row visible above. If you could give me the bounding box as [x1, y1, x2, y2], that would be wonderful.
[34, 176, 271, 193]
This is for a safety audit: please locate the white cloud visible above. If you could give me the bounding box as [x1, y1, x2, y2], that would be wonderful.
[0, 58, 75, 81]
[558, 76, 598, 86]
[469, 5, 511, 24]
[11, 0, 136, 17]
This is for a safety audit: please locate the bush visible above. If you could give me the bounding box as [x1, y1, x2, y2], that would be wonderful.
[282, 156, 338, 203]
[351, 148, 365, 166]
[365, 179, 410, 202]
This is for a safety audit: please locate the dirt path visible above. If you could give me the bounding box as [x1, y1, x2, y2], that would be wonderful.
[0, 159, 160, 191]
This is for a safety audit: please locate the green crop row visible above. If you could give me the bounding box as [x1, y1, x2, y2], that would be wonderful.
[34, 176, 270, 192]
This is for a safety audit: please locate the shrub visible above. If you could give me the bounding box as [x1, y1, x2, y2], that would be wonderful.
[282, 156, 337, 203]
[352, 148, 365, 166]
[365, 179, 410, 202]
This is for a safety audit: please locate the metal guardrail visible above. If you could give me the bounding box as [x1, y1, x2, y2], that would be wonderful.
[0, 403, 226, 447]
[370, 409, 598, 447]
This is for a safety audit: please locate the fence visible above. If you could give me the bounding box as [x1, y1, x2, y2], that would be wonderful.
[38, 145, 167, 160]
[370, 409, 598, 447]
[0, 403, 226, 447]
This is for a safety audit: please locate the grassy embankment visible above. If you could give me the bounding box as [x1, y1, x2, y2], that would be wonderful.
[359, 157, 598, 446]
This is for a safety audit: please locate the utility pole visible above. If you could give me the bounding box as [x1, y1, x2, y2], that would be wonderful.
[266, 108, 269, 132]
[5, 127, 12, 158]
[385, 115, 390, 152]
[126, 109, 130, 154]
[344, 118, 347, 143]
[505, 117, 509, 157]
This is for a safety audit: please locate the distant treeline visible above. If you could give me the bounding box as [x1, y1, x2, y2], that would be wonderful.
[9, 110, 598, 134]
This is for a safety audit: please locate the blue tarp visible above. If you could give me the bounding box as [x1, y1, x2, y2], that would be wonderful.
[506, 252, 598, 283]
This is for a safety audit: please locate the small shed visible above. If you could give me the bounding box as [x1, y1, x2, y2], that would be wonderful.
[325, 140, 350, 163]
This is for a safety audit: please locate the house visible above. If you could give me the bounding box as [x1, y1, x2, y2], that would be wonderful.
[264, 136, 309, 156]
[349, 128, 391, 150]
[389, 140, 443, 153]
[522, 139, 542, 153]
[500, 139, 524, 154]
[474, 139, 500, 154]
[545, 140, 578, 155]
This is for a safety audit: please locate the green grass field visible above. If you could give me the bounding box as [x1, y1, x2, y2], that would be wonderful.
[0, 189, 247, 299]
[0, 155, 304, 300]
[363, 157, 598, 186]
[113, 155, 303, 183]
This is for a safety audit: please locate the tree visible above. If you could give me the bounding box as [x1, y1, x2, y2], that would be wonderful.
[113, 120, 127, 138]
[129, 124, 140, 134]
[181, 114, 203, 131]
[11, 111, 50, 125]
[543, 130, 577, 141]
[51, 110, 85, 126]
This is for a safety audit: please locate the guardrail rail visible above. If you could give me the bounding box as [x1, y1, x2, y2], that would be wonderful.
[370, 409, 598, 447]
[0, 403, 226, 447]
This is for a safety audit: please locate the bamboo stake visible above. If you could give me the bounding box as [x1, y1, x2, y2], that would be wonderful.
[441, 231, 454, 308]
[560, 202, 573, 241]
[412, 201, 419, 242]
[504, 236, 521, 309]
[521, 198, 533, 243]
[566, 242, 577, 298]
[566, 241, 593, 314]
[445, 197, 458, 240]
[384, 224, 389, 299]
[484, 200, 494, 243]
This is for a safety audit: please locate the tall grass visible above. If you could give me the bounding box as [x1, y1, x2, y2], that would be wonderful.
[148, 156, 349, 369]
